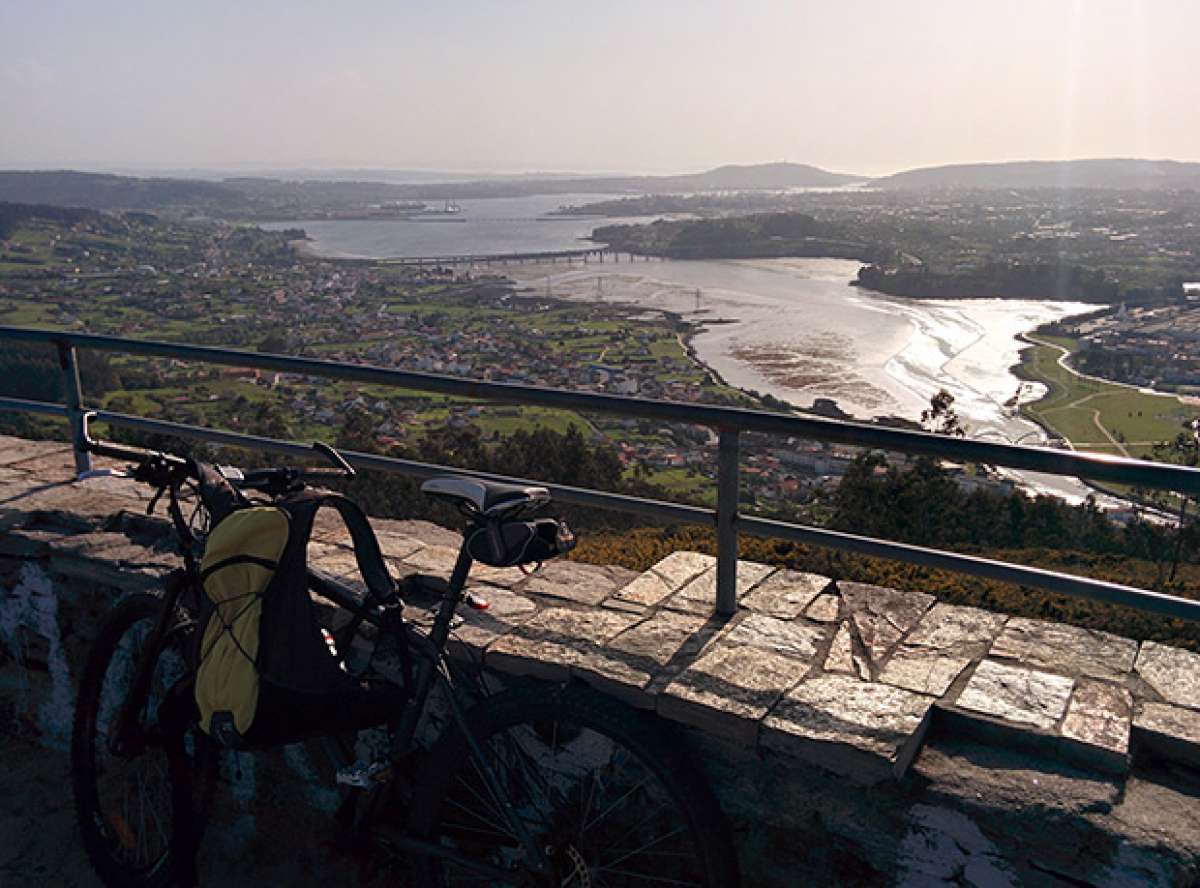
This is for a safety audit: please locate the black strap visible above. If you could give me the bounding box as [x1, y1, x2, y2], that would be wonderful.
[200, 553, 280, 584]
[192, 461, 246, 525]
[285, 492, 396, 603]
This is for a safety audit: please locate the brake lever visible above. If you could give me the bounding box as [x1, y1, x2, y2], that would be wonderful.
[313, 442, 356, 479]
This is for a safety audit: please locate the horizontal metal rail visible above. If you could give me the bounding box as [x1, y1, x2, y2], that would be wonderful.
[2, 324, 1199, 622]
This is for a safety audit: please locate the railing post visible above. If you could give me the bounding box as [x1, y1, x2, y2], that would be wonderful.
[716, 428, 740, 616]
[56, 341, 92, 476]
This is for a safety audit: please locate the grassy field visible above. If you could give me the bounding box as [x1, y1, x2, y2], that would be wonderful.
[1016, 334, 1194, 459]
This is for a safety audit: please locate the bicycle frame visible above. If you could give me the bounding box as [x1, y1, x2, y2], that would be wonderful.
[334, 534, 555, 878]
[82, 435, 552, 878]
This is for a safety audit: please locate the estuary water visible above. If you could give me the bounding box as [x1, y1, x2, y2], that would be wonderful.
[505, 258, 1104, 503]
[259, 193, 648, 258]
[263, 201, 1105, 502]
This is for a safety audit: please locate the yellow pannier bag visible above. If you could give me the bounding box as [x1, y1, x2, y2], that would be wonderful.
[195, 506, 289, 736]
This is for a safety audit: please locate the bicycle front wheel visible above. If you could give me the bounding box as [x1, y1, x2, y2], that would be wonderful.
[70, 592, 214, 888]
[407, 681, 739, 887]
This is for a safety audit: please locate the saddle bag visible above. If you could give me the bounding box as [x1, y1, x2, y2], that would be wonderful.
[465, 517, 576, 568]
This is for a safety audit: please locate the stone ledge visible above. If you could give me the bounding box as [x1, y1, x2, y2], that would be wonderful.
[3, 435, 1200, 786]
[6, 435, 1200, 885]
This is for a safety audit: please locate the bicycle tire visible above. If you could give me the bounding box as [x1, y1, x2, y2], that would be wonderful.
[407, 681, 739, 887]
[71, 593, 215, 888]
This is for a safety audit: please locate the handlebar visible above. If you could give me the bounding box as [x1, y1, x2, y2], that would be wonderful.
[83, 434, 356, 497]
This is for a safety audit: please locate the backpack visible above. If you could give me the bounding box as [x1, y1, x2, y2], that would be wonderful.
[191, 469, 403, 749]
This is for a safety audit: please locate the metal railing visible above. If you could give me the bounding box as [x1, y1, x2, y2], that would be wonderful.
[3, 325, 1200, 622]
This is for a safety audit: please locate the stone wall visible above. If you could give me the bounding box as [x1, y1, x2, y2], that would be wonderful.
[1, 436, 1198, 886]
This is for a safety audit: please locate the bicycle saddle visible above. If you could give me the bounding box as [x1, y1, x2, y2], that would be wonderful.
[421, 475, 550, 516]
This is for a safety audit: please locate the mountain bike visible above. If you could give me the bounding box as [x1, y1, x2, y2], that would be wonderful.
[69, 436, 739, 887]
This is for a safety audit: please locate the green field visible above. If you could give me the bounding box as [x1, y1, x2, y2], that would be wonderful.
[1016, 334, 1194, 459]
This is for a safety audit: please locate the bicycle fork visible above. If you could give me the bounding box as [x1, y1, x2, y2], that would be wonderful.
[109, 572, 191, 757]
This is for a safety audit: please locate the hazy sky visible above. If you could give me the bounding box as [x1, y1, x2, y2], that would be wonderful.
[2, 0, 1198, 176]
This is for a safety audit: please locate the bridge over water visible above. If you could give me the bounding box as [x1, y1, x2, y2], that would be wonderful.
[379, 247, 663, 267]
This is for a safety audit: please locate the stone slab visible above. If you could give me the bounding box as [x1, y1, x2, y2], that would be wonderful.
[725, 613, 827, 661]
[373, 532, 425, 561]
[612, 570, 674, 607]
[485, 607, 641, 683]
[1061, 679, 1133, 763]
[1132, 702, 1200, 769]
[400, 544, 460, 576]
[838, 582, 934, 666]
[823, 621, 867, 678]
[956, 660, 1075, 731]
[0, 438, 73, 468]
[445, 587, 539, 658]
[989, 617, 1138, 681]
[804, 593, 840, 623]
[667, 560, 775, 615]
[646, 550, 715, 591]
[659, 644, 808, 743]
[879, 648, 972, 698]
[522, 559, 618, 607]
[609, 612, 728, 698]
[904, 603, 1007, 654]
[1135, 641, 1200, 710]
[742, 570, 831, 620]
[762, 675, 935, 783]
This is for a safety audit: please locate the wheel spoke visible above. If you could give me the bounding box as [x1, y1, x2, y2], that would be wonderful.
[598, 824, 689, 872]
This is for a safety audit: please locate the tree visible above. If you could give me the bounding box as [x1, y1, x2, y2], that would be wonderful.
[921, 389, 966, 437]
[1148, 418, 1200, 583]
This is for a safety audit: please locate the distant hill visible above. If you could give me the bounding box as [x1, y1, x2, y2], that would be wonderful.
[0, 163, 863, 216]
[627, 162, 862, 191]
[0, 170, 242, 211]
[876, 158, 1200, 190]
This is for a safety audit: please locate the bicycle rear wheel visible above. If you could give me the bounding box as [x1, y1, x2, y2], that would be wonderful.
[407, 681, 739, 887]
[71, 593, 215, 888]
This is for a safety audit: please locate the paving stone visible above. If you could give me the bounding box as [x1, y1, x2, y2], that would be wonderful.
[373, 532, 425, 561]
[401, 544, 460, 575]
[611, 612, 730, 697]
[0, 438, 73, 468]
[486, 607, 641, 683]
[667, 560, 776, 615]
[1132, 702, 1200, 769]
[1060, 680, 1133, 760]
[469, 563, 530, 589]
[570, 650, 657, 709]
[824, 621, 869, 679]
[600, 595, 648, 615]
[804, 593, 840, 623]
[956, 660, 1075, 731]
[879, 648, 972, 697]
[659, 644, 808, 743]
[612, 571, 674, 607]
[990, 617, 1138, 681]
[647, 550, 715, 591]
[446, 587, 539, 659]
[606, 608, 705, 656]
[762, 675, 935, 782]
[523, 560, 617, 607]
[726, 613, 827, 661]
[1135, 641, 1200, 710]
[904, 603, 1007, 653]
[742, 570, 831, 619]
[838, 582, 934, 666]
[45, 531, 135, 559]
[373, 518, 463, 549]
